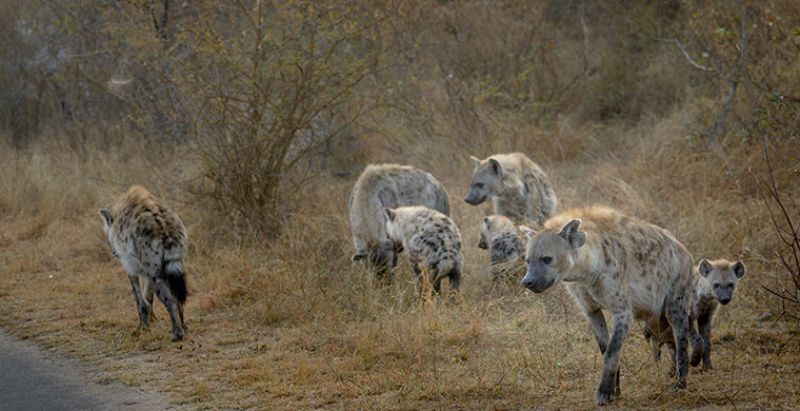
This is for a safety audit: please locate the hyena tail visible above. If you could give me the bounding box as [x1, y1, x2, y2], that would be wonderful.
[433, 259, 457, 282]
[163, 260, 188, 304]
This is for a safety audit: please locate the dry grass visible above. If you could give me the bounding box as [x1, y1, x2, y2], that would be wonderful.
[1, 109, 800, 410]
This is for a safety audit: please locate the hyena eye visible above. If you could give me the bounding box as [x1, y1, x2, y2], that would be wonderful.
[540, 256, 553, 265]
[474, 182, 484, 189]
[713, 283, 721, 289]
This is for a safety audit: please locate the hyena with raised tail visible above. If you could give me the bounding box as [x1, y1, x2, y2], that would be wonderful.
[99, 185, 188, 342]
[519, 206, 695, 406]
[464, 153, 557, 227]
[478, 214, 524, 281]
[384, 206, 462, 294]
[349, 164, 450, 279]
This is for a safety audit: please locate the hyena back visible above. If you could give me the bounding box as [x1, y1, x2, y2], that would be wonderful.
[519, 206, 695, 405]
[464, 153, 557, 226]
[384, 206, 462, 294]
[349, 164, 449, 278]
[99, 185, 188, 341]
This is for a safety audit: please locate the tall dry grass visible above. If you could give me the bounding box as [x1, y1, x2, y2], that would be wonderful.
[1, 101, 798, 409]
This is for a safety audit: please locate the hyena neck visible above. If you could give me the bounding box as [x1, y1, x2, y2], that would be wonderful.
[565, 246, 604, 283]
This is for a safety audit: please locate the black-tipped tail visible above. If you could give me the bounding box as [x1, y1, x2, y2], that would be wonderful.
[163, 260, 188, 303]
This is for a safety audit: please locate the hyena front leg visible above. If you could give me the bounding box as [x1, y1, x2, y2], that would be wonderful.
[572, 286, 622, 398]
[152, 275, 184, 341]
[689, 316, 704, 368]
[128, 274, 149, 327]
[143, 277, 157, 322]
[596, 309, 631, 406]
[667, 297, 690, 389]
[697, 313, 713, 370]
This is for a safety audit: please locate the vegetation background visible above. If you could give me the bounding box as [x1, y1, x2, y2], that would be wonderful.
[1, 0, 798, 409]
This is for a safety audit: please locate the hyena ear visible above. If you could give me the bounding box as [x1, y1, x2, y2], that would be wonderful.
[383, 208, 396, 223]
[470, 155, 481, 167]
[698, 258, 713, 278]
[488, 158, 503, 177]
[518, 225, 537, 239]
[559, 219, 586, 249]
[98, 209, 113, 228]
[732, 261, 746, 278]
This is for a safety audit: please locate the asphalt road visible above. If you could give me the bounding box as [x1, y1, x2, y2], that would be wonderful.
[0, 329, 173, 411]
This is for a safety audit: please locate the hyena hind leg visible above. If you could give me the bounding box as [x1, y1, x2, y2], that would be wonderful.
[152, 276, 185, 342]
[128, 275, 149, 327]
[143, 277, 157, 322]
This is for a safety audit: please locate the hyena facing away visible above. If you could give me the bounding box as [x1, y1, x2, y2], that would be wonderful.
[479, 215, 524, 281]
[464, 153, 557, 227]
[349, 164, 450, 278]
[519, 206, 695, 406]
[384, 206, 462, 294]
[646, 258, 746, 371]
[99, 185, 188, 342]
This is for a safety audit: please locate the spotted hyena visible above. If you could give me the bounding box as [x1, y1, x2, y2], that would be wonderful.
[99, 185, 188, 341]
[646, 258, 746, 371]
[384, 206, 462, 294]
[464, 153, 557, 226]
[349, 164, 449, 278]
[479, 215, 524, 281]
[519, 206, 695, 406]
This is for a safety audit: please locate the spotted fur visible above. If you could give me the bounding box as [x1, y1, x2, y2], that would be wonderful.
[384, 206, 462, 294]
[464, 153, 557, 226]
[519, 206, 695, 405]
[99, 185, 188, 342]
[349, 164, 450, 279]
[479, 215, 524, 281]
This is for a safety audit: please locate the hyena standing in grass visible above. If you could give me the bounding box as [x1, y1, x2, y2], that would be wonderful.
[646, 258, 746, 371]
[383, 206, 462, 294]
[464, 153, 557, 226]
[519, 206, 695, 406]
[99, 185, 188, 342]
[478, 215, 525, 281]
[349, 164, 450, 279]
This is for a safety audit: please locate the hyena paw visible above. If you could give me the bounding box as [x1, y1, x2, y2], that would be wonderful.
[701, 363, 713, 372]
[690, 350, 702, 367]
[171, 330, 184, 342]
[670, 380, 687, 392]
[595, 390, 615, 406]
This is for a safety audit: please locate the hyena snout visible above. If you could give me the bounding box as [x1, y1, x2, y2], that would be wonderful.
[521, 272, 554, 293]
[463, 188, 487, 205]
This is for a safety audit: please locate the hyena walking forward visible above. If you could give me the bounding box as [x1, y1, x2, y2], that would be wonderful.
[479, 215, 525, 281]
[519, 206, 695, 405]
[99, 185, 188, 341]
[384, 206, 462, 294]
[464, 153, 557, 226]
[646, 258, 746, 370]
[349, 164, 450, 278]
[691, 258, 746, 369]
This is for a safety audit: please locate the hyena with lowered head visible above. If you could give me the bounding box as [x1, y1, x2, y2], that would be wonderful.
[383, 206, 462, 294]
[646, 258, 746, 370]
[99, 185, 188, 341]
[349, 164, 449, 278]
[464, 153, 557, 226]
[519, 206, 695, 406]
[478, 215, 525, 281]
